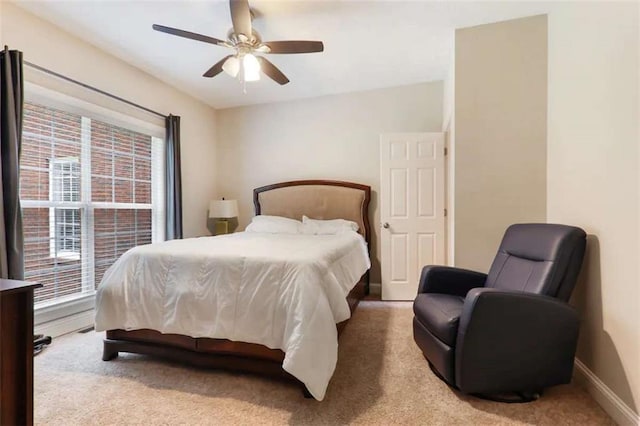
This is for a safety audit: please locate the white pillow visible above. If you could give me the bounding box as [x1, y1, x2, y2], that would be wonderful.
[245, 215, 303, 234]
[301, 215, 359, 235]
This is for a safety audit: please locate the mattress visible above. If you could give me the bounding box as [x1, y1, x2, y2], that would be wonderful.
[94, 231, 371, 400]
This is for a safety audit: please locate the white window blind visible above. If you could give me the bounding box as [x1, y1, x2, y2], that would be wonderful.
[21, 101, 165, 307]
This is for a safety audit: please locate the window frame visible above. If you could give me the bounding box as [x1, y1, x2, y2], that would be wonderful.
[22, 83, 166, 319]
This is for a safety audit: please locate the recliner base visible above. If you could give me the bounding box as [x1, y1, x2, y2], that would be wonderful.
[428, 361, 543, 404]
[471, 390, 543, 404]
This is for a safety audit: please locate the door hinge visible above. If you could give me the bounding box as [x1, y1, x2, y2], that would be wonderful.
[444, 147, 448, 156]
[444, 208, 448, 217]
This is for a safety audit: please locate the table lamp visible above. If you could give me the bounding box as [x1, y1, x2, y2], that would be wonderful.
[208, 199, 239, 235]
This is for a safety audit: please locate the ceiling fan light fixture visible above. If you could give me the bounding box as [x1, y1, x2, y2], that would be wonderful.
[243, 53, 261, 82]
[222, 55, 240, 77]
[152, 0, 324, 86]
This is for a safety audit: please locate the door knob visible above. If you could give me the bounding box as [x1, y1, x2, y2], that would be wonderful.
[383, 222, 390, 229]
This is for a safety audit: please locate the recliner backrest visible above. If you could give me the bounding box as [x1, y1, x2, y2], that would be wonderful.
[485, 224, 586, 301]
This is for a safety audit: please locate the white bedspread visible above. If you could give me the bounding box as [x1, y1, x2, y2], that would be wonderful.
[94, 231, 370, 400]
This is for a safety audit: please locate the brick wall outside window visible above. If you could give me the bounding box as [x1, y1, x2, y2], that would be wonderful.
[21, 102, 157, 305]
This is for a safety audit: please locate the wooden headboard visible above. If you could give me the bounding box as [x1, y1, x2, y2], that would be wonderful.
[253, 180, 371, 248]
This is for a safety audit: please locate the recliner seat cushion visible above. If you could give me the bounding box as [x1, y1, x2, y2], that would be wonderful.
[413, 294, 464, 346]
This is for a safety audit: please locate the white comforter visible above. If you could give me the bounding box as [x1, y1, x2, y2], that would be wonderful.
[94, 231, 370, 400]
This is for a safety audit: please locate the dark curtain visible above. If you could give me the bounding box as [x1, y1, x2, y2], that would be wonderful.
[0, 47, 24, 280]
[165, 114, 183, 240]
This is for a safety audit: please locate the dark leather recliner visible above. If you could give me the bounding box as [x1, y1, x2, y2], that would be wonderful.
[413, 223, 586, 399]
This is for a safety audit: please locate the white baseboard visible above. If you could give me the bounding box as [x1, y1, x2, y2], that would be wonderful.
[573, 358, 639, 426]
[35, 309, 94, 338]
[369, 282, 381, 295]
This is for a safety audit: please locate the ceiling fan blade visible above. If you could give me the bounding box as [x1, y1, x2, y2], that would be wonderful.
[263, 41, 324, 54]
[230, 0, 252, 39]
[152, 24, 228, 46]
[257, 57, 290, 85]
[203, 55, 234, 78]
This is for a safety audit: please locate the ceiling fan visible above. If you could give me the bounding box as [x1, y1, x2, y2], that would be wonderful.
[152, 0, 324, 86]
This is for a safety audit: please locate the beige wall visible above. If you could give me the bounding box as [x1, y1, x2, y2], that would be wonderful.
[442, 43, 456, 266]
[216, 82, 443, 283]
[547, 2, 639, 414]
[0, 3, 218, 238]
[454, 15, 547, 272]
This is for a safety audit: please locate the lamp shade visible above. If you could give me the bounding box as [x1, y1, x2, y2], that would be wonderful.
[209, 199, 239, 218]
[222, 56, 240, 77]
[243, 53, 261, 82]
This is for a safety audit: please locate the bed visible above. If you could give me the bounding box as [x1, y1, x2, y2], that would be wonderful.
[96, 180, 371, 400]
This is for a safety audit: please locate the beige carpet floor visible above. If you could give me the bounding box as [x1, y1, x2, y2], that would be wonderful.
[35, 301, 613, 425]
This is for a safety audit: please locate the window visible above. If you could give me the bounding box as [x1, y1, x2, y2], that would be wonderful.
[49, 158, 81, 259]
[20, 100, 165, 307]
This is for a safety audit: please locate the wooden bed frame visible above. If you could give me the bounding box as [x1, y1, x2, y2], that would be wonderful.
[102, 180, 371, 398]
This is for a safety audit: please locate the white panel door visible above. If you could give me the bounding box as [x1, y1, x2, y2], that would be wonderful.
[380, 133, 445, 300]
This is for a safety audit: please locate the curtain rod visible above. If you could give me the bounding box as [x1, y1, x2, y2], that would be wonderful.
[23, 60, 167, 120]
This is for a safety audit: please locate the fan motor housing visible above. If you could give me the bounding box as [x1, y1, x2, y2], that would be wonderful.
[227, 28, 262, 46]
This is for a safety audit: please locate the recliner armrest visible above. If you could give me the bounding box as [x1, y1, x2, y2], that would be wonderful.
[418, 265, 487, 296]
[455, 288, 580, 394]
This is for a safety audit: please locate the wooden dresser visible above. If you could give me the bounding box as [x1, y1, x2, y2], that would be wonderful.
[0, 279, 41, 426]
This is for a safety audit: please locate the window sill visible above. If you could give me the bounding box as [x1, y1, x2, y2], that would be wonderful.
[50, 253, 81, 262]
[35, 292, 95, 326]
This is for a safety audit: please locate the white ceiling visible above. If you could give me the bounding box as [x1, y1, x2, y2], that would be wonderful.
[16, 1, 555, 109]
